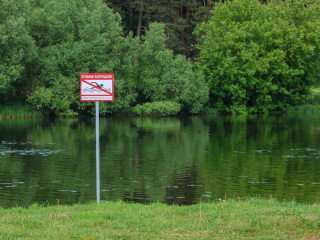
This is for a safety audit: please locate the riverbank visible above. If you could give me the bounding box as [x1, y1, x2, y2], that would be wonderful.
[2, 98, 320, 118]
[1, 198, 319, 239]
[0, 104, 43, 118]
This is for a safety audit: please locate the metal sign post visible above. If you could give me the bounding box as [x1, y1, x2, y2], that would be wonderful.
[96, 101, 100, 203]
[80, 73, 114, 204]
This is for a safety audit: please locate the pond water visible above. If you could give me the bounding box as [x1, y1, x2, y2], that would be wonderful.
[1, 114, 320, 208]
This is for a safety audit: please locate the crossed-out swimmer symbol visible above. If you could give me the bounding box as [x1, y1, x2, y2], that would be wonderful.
[91, 82, 104, 88]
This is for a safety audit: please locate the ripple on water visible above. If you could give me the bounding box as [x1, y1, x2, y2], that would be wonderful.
[57, 190, 77, 192]
[187, 184, 203, 187]
[13, 181, 24, 184]
[0, 141, 63, 157]
[253, 150, 271, 153]
[234, 151, 246, 153]
[202, 195, 211, 198]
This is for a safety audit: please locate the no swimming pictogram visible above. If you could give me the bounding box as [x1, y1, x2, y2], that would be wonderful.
[80, 73, 114, 101]
[82, 81, 112, 94]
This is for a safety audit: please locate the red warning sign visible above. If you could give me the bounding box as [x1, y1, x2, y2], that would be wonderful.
[80, 73, 114, 101]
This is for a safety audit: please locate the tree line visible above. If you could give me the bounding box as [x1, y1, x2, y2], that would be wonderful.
[105, 0, 214, 57]
[1, 0, 320, 116]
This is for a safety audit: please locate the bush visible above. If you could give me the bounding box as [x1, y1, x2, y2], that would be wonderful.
[195, 0, 320, 114]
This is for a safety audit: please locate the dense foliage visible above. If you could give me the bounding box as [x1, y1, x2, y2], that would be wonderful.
[134, 23, 208, 115]
[1, 0, 320, 115]
[27, 0, 138, 116]
[195, 0, 320, 113]
[0, 0, 37, 103]
[105, 0, 214, 57]
[0, 0, 208, 116]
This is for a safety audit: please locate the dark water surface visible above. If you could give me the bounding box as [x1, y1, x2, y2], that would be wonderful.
[1, 114, 320, 208]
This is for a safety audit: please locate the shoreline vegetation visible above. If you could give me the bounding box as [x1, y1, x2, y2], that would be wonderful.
[1, 100, 320, 118]
[0, 104, 43, 118]
[1, 198, 319, 239]
[0, 87, 319, 119]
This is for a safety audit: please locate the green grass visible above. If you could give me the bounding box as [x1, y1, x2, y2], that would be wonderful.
[0, 104, 43, 118]
[285, 88, 320, 113]
[1, 198, 319, 239]
[285, 103, 320, 114]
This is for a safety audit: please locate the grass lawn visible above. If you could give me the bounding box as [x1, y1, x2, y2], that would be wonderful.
[1, 198, 320, 239]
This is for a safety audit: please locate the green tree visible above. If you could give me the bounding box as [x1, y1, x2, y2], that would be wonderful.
[106, 0, 212, 57]
[195, 0, 320, 113]
[27, 0, 137, 116]
[0, 0, 37, 104]
[133, 23, 208, 114]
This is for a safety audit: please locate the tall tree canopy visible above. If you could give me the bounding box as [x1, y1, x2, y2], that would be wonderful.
[3, 0, 320, 115]
[4, 0, 207, 116]
[195, 0, 320, 113]
[133, 23, 209, 114]
[105, 0, 213, 57]
[0, 0, 36, 103]
[27, 0, 137, 116]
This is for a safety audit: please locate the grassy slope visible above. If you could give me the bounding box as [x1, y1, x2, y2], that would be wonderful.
[1, 198, 319, 239]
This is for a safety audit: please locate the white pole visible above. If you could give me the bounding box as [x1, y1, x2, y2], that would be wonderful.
[96, 101, 100, 204]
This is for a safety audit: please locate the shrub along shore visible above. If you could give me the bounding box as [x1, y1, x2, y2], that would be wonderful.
[1, 198, 319, 239]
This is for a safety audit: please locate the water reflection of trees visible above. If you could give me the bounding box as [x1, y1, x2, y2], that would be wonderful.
[98, 117, 209, 205]
[1, 114, 320, 207]
[0, 116, 210, 207]
[200, 114, 320, 203]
